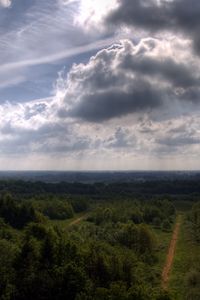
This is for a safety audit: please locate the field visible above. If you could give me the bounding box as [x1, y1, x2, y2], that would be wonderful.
[170, 214, 200, 299]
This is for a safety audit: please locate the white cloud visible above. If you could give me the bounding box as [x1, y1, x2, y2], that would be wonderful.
[0, 0, 11, 8]
[75, 0, 117, 32]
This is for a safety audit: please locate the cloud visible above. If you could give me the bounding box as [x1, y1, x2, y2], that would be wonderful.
[0, 0, 11, 8]
[1, 0, 200, 170]
[66, 83, 163, 122]
[58, 38, 200, 122]
[75, 0, 117, 32]
[121, 54, 199, 88]
[0, 96, 94, 157]
[1, 92, 200, 169]
[24, 103, 47, 120]
[0, 37, 199, 166]
[0, 117, 91, 155]
[157, 135, 200, 147]
[105, 127, 136, 148]
[106, 0, 200, 53]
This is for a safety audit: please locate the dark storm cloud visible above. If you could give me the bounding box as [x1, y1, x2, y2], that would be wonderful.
[121, 56, 199, 88]
[178, 87, 200, 103]
[59, 39, 200, 123]
[156, 134, 200, 147]
[67, 81, 164, 122]
[107, 0, 172, 30]
[106, 0, 200, 52]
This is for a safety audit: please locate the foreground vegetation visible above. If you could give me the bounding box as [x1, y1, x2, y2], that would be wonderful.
[0, 180, 199, 299]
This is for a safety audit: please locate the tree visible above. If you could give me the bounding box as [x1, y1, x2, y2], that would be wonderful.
[162, 220, 171, 232]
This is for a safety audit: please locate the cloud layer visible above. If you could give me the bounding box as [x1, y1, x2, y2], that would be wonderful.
[106, 0, 200, 53]
[58, 38, 200, 123]
[1, 0, 200, 170]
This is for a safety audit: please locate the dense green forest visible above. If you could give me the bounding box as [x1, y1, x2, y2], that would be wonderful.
[0, 180, 199, 299]
[1, 179, 200, 199]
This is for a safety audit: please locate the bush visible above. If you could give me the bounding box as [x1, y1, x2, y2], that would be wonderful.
[162, 220, 171, 232]
[131, 209, 143, 224]
[37, 200, 74, 220]
[70, 198, 89, 213]
[153, 217, 162, 228]
[185, 270, 200, 289]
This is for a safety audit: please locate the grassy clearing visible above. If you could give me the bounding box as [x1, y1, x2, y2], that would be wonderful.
[169, 215, 200, 300]
[153, 227, 173, 272]
[48, 211, 89, 229]
[150, 215, 182, 293]
[149, 224, 175, 289]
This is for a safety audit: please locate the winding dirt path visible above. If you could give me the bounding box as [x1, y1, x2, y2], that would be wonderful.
[161, 215, 181, 290]
[68, 213, 89, 227]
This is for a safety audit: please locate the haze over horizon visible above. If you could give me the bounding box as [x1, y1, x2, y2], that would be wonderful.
[1, 0, 200, 170]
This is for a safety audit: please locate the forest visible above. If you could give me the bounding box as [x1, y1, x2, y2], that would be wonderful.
[0, 180, 199, 300]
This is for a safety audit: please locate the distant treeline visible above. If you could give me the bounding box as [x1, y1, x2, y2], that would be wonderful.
[1, 171, 200, 183]
[0, 179, 200, 199]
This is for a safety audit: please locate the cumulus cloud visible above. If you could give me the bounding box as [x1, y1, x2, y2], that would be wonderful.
[0, 115, 91, 155]
[105, 127, 136, 148]
[24, 103, 47, 120]
[106, 0, 200, 53]
[1, 93, 200, 169]
[66, 83, 163, 122]
[0, 37, 200, 167]
[157, 135, 200, 147]
[58, 38, 200, 123]
[75, 0, 117, 32]
[0, 0, 11, 8]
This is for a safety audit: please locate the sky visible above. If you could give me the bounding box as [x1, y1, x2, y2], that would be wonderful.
[1, 0, 200, 170]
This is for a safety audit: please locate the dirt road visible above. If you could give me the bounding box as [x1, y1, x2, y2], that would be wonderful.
[161, 215, 181, 290]
[68, 213, 89, 227]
